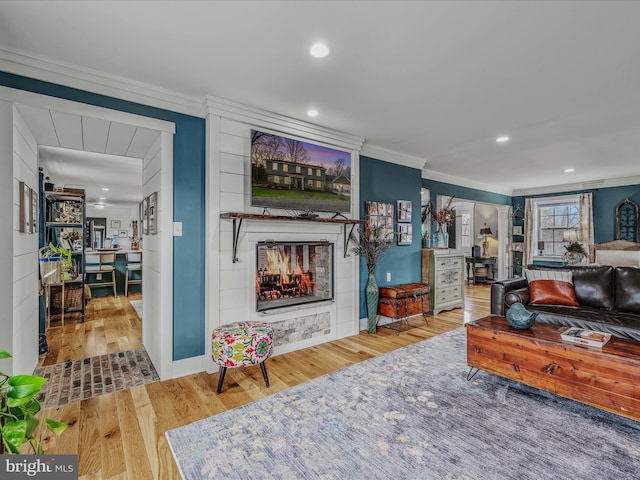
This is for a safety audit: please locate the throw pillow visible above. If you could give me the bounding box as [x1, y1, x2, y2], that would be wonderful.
[525, 269, 581, 308]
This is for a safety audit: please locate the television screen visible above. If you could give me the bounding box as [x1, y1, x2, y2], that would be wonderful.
[251, 129, 351, 214]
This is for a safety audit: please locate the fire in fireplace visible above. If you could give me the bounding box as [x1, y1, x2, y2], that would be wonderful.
[256, 241, 334, 312]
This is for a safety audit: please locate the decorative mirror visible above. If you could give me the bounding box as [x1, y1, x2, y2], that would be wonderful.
[616, 198, 639, 242]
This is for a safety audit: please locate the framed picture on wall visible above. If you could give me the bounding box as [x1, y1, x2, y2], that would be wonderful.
[512, 242, 524, 252]
[118, 229, 128, 238]
[397, 223, 413, 246]
[365, 201, 394, 241]
[397, 200, 412, 223]
[513, 226, 523, 235]
[30, 187, 38, 234]
[142, 196, 149, 235]
[19, 182, 30, 233]
[148, 191, 157, 235]
[110, 219, 121, 229]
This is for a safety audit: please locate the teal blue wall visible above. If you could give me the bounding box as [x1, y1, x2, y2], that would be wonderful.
[1, 71, 206, 361]
[358, 156, 423, 318]
[421, 178, 512, 206]
[513, 184, 640, 244]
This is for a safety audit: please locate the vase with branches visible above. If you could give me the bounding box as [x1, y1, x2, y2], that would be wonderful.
[423, 197, 456, 248]
[350, 221, 393, 333]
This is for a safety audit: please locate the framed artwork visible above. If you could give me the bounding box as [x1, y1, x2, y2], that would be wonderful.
[148, 191, 157, 235]
[19, 182, 31, 233]
[119, 229, 128, 238]
[513, 226, 523, 235]
[512, 242, 524, 252]
[365, 201, 394, 241]
[397, 200, 412, 223]
[30, 187, 38, 234]
[142, 196, 149, 235]
[111, 219, 121, 229]
[397, 223, 413, 246]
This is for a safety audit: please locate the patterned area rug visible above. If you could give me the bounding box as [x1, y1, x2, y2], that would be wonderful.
[34, 348, 159, 408]
[166, 328, 640, 480]
[130, 299, 143, 319]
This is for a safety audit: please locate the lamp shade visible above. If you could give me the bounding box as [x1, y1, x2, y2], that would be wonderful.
[480, 223, 493, 236]
[562, 229, 578, 242]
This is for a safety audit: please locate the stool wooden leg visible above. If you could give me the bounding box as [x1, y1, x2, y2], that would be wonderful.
[216, 367, 227, 394]
[260, 361, 270, 388]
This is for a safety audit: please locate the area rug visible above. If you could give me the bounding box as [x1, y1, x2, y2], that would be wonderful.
[130, 299, 143, 319]
[34, 348, 159, 408]
[166, 328, 640, 480]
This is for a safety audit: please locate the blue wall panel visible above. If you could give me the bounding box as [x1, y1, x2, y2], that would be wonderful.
[421, 178, 512, 206]
[358, 156, 423, 318]
[1, 71, 206, 361]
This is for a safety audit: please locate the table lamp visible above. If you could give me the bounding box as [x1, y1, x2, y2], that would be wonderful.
[479, 223, 493, 258]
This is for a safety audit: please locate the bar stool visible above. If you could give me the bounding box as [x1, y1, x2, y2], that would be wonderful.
[125, 251, 142, 296]
[85, 252, 117, 296]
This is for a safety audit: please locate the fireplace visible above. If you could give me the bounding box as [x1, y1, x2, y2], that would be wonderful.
[256, 241, 334, 312]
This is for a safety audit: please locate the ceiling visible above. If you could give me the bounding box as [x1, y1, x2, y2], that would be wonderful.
[16, 105, 156, 206]
[2, 1, 640, 196]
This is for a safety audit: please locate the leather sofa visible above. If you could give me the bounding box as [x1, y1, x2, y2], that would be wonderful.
[491, 264, 640, 341]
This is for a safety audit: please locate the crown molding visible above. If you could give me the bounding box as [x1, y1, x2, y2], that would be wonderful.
[512, 175, 640, 197]
[422, 168, 513, 197]
[0, 47, 205, 117]
[204, 95, 364, 151]
[360, 143, 427, 171]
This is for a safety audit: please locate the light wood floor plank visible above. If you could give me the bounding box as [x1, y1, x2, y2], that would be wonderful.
[38, 284, 491, 478]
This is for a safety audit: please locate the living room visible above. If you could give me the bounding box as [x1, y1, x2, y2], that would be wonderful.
[2, 2, 640, 478]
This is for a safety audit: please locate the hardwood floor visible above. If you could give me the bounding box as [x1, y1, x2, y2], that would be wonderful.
[38, 284, 491, 479]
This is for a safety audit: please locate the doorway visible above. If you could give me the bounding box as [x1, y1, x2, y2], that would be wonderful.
[5, 88, 175, 381]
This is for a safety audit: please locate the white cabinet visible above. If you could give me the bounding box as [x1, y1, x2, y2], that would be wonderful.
[423, 249, 465, 315]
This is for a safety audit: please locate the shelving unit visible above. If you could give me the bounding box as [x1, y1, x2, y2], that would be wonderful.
[43, 191, 86, 324]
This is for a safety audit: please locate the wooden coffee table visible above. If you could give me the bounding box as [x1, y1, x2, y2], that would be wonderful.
[466, 316, 640, 423]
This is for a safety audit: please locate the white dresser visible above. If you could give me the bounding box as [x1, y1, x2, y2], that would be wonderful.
[422, 249, 465, 315]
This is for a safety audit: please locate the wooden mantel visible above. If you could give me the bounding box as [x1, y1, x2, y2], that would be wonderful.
[219, 212, 363, 263]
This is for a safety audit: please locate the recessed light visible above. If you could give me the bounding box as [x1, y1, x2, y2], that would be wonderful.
[564, 168, 575, 173]
[102, 187, 110, 191]
[99, 197, 106, 200]
[95, 203, 105, 209]
[307, 109, 318, 117]
[310, 43, 330, 58]
[496, 136, 510, 143]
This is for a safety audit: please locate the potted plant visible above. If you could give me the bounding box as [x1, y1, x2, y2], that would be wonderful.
[0, 350, 67, 454]
[350, 222, 393, 333]
[563, 241, 587, 265]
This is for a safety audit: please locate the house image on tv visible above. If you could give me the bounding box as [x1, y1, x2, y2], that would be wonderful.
[327, 174, 351, 195]
[265, 159, 327, 191]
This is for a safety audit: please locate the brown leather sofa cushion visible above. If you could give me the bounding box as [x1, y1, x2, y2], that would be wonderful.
[615, 267, 640, 314]
[525, 264, 615, 309]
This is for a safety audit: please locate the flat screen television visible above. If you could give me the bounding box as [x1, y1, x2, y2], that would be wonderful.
[251, 129, 351, 214]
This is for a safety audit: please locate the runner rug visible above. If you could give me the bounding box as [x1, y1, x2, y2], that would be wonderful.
[166, 328, 640, 480]
[34, 348, 159, 408]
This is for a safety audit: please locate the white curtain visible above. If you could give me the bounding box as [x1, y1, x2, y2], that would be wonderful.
[524, 198, 535, 267]
[578, 192, 594, 261]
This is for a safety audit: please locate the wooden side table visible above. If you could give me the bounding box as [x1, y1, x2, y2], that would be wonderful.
[465, 256, 497, 284]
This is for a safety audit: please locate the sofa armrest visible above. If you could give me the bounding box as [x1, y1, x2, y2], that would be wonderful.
[491, 278, 528, 316]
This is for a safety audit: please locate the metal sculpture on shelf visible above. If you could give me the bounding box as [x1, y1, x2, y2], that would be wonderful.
[616, 198, 639, 242]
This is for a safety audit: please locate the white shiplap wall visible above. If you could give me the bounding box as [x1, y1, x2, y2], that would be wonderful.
[141, 133, 173, 380]
[206, 110, 362, 372]
[11, 105, 39, 374]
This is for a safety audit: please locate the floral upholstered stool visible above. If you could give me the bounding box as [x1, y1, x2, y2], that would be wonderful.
[211, 321, 274, 394]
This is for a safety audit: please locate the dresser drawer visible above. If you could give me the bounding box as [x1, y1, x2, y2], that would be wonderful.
[434, 257, 463, 270]
[435, 268, 462, 287]
[435, 285, 463, 304]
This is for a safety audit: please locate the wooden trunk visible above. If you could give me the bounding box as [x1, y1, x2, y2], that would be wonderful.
[377, 283, 430, 319]
[466, 316, 640, 423]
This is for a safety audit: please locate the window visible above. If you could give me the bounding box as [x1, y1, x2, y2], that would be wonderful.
[283, 164, 288, 172]
[273, 175, 281, 184]
[284, 177, 290, 185]
[308, 167, 313, 175]
[272, 162, 278, 171]
[316, 180, 321, 188]
[316, 169, 321, 176]
[296, 166, 301, 173]
[535, 196, 579, 256]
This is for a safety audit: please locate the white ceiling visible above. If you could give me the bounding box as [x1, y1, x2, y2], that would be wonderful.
[2, 1, 640, 196]
[16, 104, 156, 206]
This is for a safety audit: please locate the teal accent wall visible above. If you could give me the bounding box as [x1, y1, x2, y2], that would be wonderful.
[513, 185, 640, 244]
[1, 71, 206, 361]
[358, 156, 422, 318]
